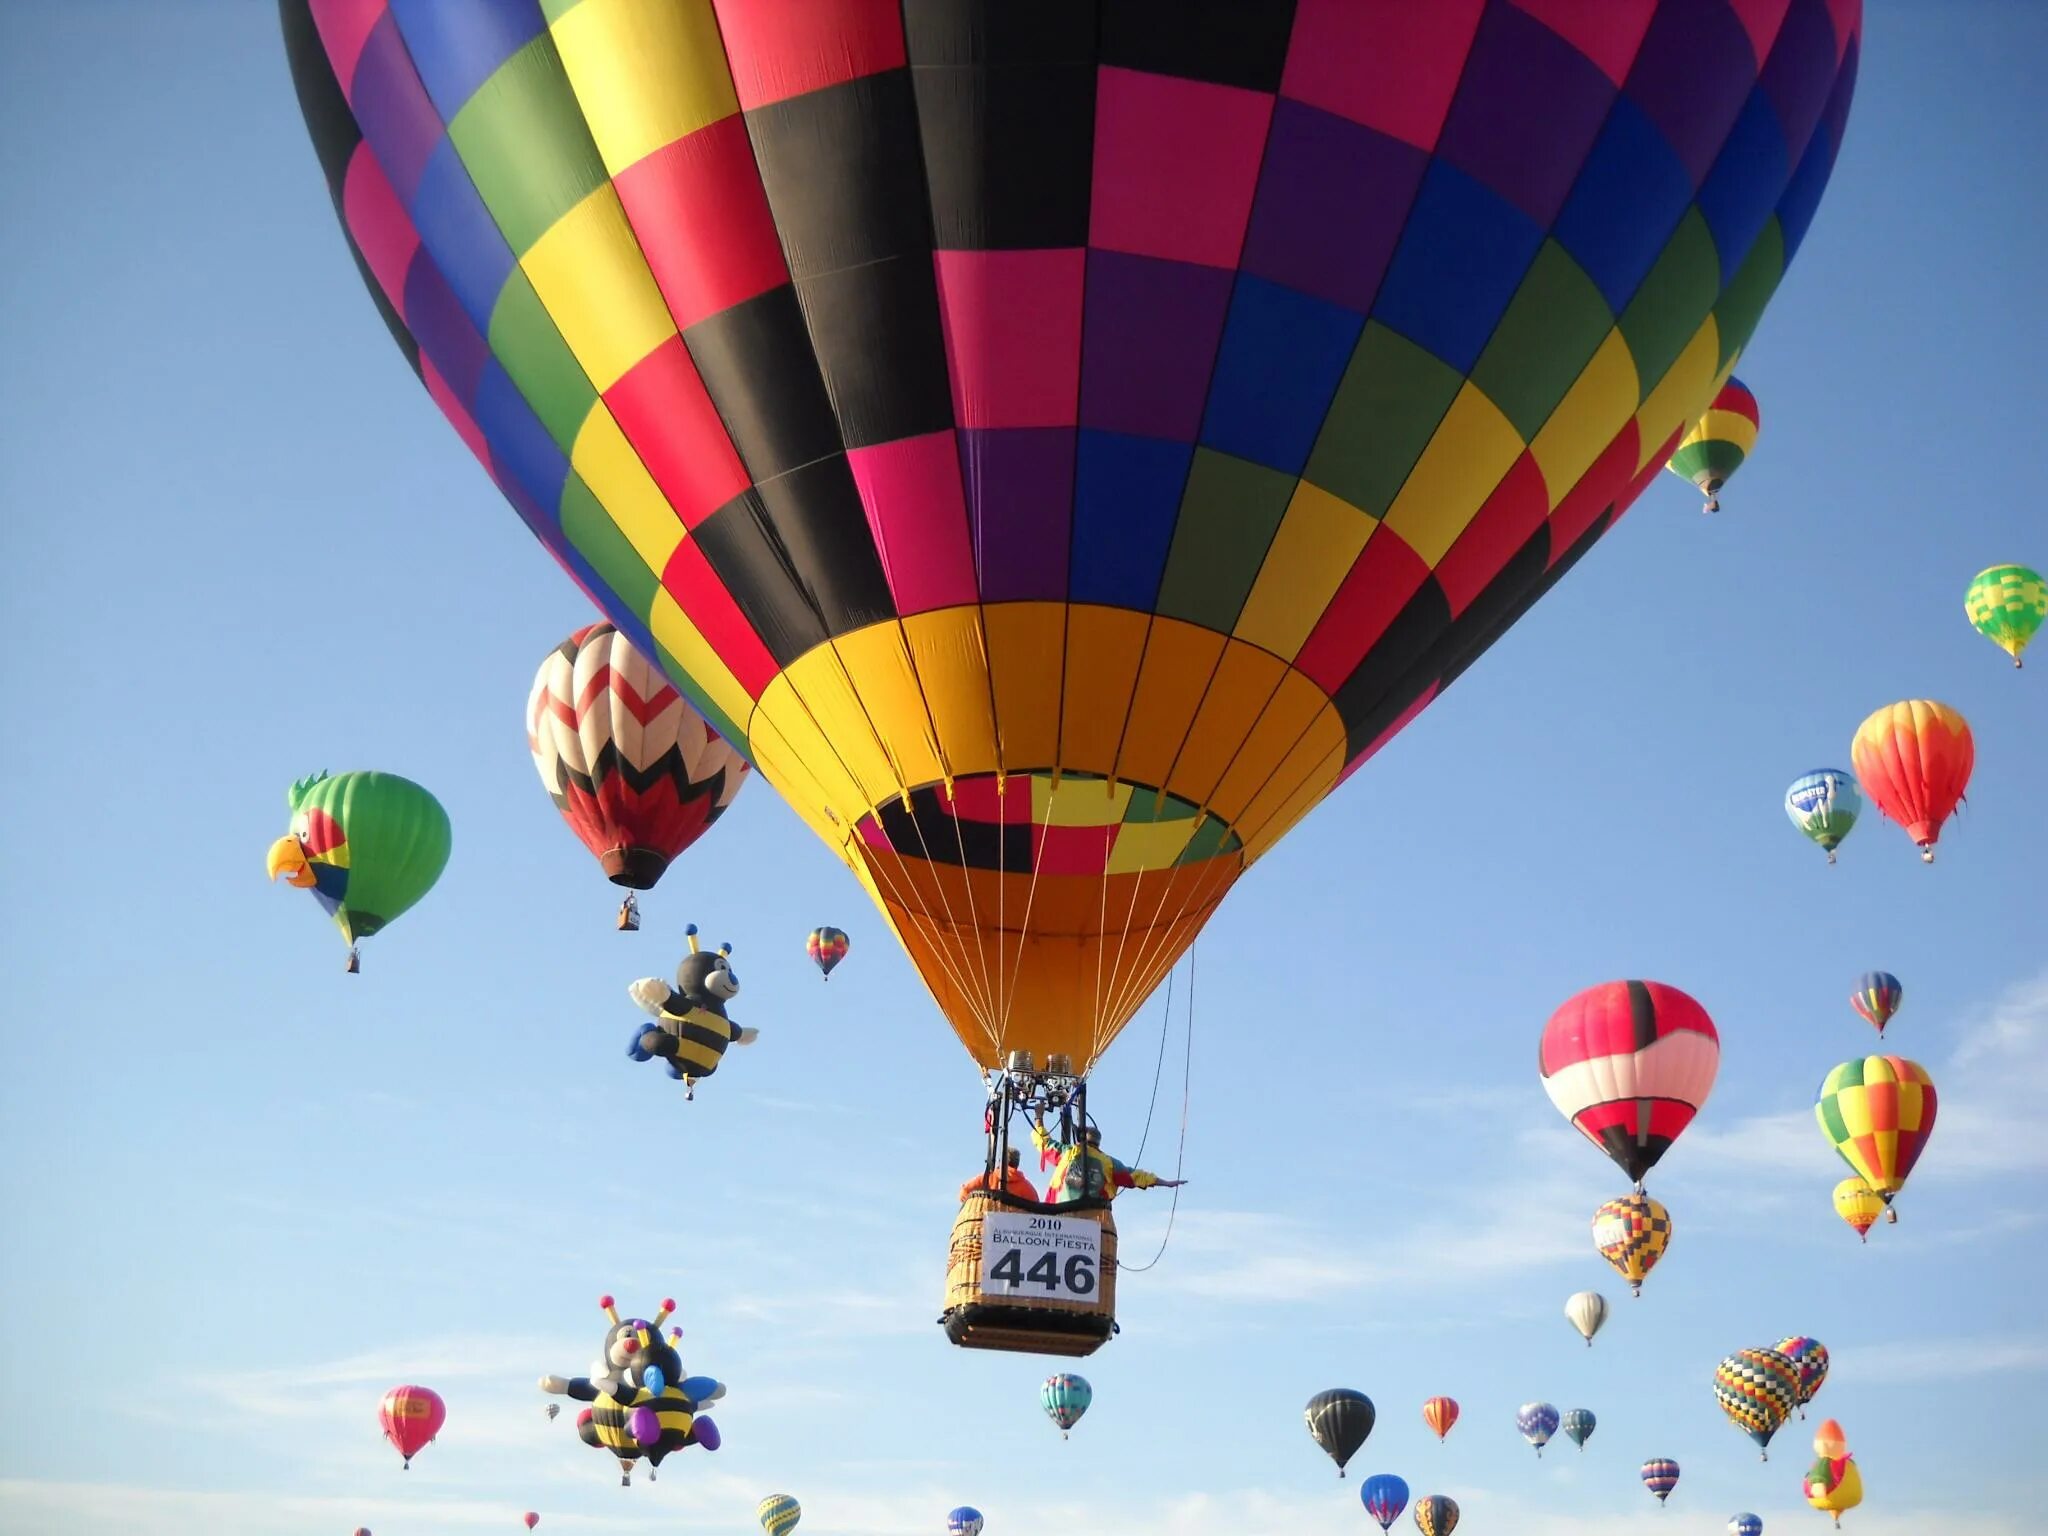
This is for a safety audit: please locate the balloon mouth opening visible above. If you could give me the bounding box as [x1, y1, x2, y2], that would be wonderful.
[605, 848, 673, 888]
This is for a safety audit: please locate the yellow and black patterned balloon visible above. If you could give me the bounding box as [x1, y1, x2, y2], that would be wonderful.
[1592, 1193, 1671, 1296]
[1413, 1494, 1459, 1536]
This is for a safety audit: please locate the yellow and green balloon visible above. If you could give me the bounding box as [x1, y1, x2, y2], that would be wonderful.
[1965, 564, 2045, 667]
[267, 771, 450, 971]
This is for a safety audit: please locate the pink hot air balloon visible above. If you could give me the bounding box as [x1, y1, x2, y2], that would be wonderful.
[1539, 981, 1720, 1187]
[378, 1384, 446, 1469]
[525, 1515, 541, 1531]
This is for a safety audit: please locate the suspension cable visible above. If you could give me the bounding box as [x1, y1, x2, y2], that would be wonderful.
[1119, 945, 1193, 1274]
[1129, 961, 1176, 1167]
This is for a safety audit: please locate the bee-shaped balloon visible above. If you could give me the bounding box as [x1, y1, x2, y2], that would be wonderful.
[626, 924, 758, 1099]
[538, 1295, 727, 1486]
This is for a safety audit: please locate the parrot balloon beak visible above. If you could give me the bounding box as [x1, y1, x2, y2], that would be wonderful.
[267, 835, 316, 888]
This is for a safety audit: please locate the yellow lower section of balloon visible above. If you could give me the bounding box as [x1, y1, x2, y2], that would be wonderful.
[678, 605, 1353, 1072]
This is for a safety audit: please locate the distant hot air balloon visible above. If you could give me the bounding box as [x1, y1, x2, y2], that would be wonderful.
[1849, 973, 1902, 1035]
[1774, 1337, 1830, 1418]
[1305, 1389, 1375, 1477]
[1562, 1408, 1596, 1450]
[1730, 1516, 1764, 1536]
[1516, 1402, 1559, 1457]
[378, 1385, 446, 1469]
[524, 1516, 540, 1532]
[1413, 1495, 1459, 1536]
[1361, 1473, 1410, 1533]
[269, 773, 450, 971]
[527, 624, 749, 930]
[1850, 701, 1974, 862]
[1667, 377, 1758, 512]
[1785, 771, 1862, 865]
[1813, 1419, 1849, 1460]
[545, 1403, 561, 1422]
[1594, 1192, 1672, 1295]
[355, 1529, 371, 1536]
[1042, 1374, 1091, 1439]
[1832, 1178, 1886, 1243]
[757, 1495, 802, 1536]
[1713, 1347, 1802, 1459]
[1642, 1457, 1681, 1504]
[1816, 1057, 1937, 1221]
[807, 926, 851, 979]
[1965, 564, 2046, 667]
[1565, 1291, 1609, 1346]
[1421, 1397, 1459, 1443]
[283, 0, 1865, 1127]
[947, 1508, 985, 1536]
[1540, 981, 1719, 1186]
[1805, 1453, 1864, 1527]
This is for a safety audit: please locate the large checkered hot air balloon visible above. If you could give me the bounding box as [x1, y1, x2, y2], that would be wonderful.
[1540, 981, 1721, 1186]
[1712, 1346, 1802, 1459]
[1774, 1335, 1830, 1417]
[1816, 1056, 1937, 1222]
[281, 0, 1864, 1081]
[529, 623, 750, 930]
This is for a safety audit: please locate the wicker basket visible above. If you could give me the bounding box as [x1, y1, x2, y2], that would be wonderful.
[940, 1191, 1118, 1357]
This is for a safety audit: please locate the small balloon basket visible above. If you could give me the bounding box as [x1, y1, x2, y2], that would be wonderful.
[939, 1059, 1119, 1357]
[941, 1191, 1118, 1357]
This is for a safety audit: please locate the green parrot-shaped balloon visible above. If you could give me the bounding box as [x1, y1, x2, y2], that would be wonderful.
[266, 771, 450, 971]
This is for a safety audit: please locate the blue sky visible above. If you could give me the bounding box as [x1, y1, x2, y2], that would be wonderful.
[2, 4, 2043, 1535]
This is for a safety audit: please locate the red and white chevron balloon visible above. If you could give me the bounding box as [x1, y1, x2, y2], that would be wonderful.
[526, 623, 749, 895]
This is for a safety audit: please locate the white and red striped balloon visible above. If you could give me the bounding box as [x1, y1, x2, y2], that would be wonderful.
[1539, 980, 1719, 1186]
[526, 623, 749, 897]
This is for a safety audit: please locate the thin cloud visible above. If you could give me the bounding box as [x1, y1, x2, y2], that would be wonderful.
[1128, 1171, 1602, 1306]
[1832, 1334, 2048, 1385]
[1683, 970, 2048, 1180]
[1, 1477, 2025, 1536]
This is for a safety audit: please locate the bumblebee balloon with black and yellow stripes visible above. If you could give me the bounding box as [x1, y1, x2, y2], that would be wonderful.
[538, 1295, 728, 1487]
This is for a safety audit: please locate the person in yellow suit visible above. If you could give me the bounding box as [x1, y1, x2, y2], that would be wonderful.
[1030, 1116, 1184, 1204]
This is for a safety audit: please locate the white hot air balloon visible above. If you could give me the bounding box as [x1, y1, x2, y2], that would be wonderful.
[1564, 1290, 1609, 1346]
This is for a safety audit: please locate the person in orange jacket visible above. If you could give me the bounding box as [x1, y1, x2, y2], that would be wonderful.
[958, 1145, 1040, 1204]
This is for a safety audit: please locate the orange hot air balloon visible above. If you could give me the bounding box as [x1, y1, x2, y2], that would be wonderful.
[378, 1384, 445, 1468]
[1422, 1397, 1459, 1442]
[1849, 701, 1974, 862]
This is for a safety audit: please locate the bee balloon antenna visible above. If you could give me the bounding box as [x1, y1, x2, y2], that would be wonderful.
[599, 1294, 621, 1326]
[685, 924, 702, 954]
